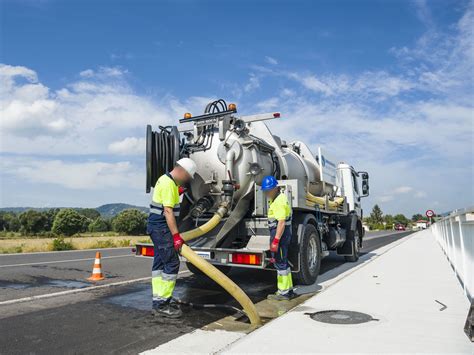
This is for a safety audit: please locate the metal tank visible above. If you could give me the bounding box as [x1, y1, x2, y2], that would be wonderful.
[146, 100, 336, 217]
[186, 116, 336, 211]
[187, 128, 273, 203]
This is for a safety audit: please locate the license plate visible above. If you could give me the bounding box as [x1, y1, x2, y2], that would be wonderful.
[195, 251, 211, 260]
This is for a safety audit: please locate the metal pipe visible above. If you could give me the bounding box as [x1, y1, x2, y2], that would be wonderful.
[225, 149, 236, 180]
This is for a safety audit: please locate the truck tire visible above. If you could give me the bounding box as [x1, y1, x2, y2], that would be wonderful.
[294, 224, 321, 285]
[344, 227, 361, 262]
[186, 262, 232, 276]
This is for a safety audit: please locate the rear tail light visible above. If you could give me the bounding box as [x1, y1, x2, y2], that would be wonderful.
[141, 246, 154, 257]
[229, 253, 262, 265]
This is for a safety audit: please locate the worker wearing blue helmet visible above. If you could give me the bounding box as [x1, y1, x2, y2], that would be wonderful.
[261, 175, 295, 300]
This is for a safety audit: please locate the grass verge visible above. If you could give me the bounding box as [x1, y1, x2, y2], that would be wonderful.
[0, 236, 152, 253]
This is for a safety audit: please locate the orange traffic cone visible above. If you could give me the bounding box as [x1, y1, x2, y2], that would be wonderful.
[87, 251, 105, 281]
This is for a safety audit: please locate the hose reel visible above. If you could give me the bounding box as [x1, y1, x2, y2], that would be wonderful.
[146, 125, 181, 192]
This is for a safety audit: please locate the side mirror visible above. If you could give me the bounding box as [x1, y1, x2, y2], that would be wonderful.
[359, 171, 369, 197]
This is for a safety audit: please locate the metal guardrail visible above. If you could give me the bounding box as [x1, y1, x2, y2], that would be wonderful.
[431, 207, 474, 301]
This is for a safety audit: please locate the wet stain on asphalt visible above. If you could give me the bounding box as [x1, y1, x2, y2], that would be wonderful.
[0, 276, 93, 290]
[47, 280, 91, 288]
[0, 281, 30, 289]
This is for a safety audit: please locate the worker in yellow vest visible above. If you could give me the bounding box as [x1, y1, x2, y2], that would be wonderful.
[261, 175, 295, 300]
[147, 158, 197, 318]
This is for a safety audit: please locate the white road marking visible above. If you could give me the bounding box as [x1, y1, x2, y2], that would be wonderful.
[0, 270, 191, 306]
[0, 254, 134, 268]
[0, 247, 134, 256]
[364, 231, 408, 240]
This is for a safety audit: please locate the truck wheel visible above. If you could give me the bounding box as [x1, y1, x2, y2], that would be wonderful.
[344, 228, 361, 262]
[294, 224, 321, 285]
[186, 262, 232, 276]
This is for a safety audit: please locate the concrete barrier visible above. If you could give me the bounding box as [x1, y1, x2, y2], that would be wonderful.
[432, 206, 474, 301]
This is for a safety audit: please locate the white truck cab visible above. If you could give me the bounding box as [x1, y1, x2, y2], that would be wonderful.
[337, 163, 369, 217]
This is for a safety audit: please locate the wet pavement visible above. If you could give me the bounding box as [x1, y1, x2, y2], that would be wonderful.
[0, 248, 150, 302]
[0, 231, 412, 354]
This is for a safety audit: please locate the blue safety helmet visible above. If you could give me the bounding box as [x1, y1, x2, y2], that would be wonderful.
[261, 175, 278, 191]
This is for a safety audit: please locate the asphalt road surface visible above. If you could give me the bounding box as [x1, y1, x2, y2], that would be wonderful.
[0, 231, 412, 354]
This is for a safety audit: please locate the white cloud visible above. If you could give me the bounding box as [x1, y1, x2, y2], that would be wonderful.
[0, 64, 207, 155]
[79, 66, 128, 78]
[79, 69, 94, 78]
[378, 195, 394, 203]
[376, 186, 414, 204]
[244, 74, 260, 93]
[413, 0, 434, 28]
[265, 56, 278, 65]
[415, 191, 427, 198]
[287, 71, 414, 99]
[108, 137, 145, 155]
[256, 97, 279, 111]
[0, 64, 68, 137]
[1, 157, 142, 190]
[281, 88, 295, 97]
[393, 186, 413, 194]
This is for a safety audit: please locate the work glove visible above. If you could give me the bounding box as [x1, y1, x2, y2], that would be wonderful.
[178, 186, 187, 195]
[270, 238, 280, 253]
[173, 233, 185, 251]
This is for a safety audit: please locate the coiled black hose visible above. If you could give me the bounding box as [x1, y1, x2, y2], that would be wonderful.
[146, 125, 180, 192]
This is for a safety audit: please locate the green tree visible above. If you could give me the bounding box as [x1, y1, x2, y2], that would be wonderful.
[52, 209, 88, 236]
[384, 214, 395, 227]
[112, 209, 147, 235]
[411, 213, 423, 222]
[78, 208, 101, 220]
[44, 208, 60, 231]
[394, 214, 409, 225]
[3, 212, 21, 232]
[18, 210, 48, 235]
[88, 217, 110, 233]
[370, 204, 383, 224]
[0, 212, 8, 231]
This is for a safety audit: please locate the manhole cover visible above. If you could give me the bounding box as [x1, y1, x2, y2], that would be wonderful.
[307, 310, 378, 324]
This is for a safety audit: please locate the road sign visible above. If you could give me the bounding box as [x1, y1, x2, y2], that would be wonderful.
[426, 210, 435, 218]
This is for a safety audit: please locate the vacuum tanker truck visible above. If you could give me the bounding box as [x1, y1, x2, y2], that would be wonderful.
[136, 99, 370, 285]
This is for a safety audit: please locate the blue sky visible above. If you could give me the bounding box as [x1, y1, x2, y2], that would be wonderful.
[1, 0, 473, 216]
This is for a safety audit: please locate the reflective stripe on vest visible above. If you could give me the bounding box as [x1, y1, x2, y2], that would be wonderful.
[149, 202, 181, 217]
[268, 216, 292, 229]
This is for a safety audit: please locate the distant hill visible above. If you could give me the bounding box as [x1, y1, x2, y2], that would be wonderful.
[0, 207, 60, 214]
[95, 203, 148, 218]
[0, 203, 148, 218]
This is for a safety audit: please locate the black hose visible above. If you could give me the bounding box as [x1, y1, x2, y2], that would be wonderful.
[146, 125, 179, 192]
[204, 99, 227, 114]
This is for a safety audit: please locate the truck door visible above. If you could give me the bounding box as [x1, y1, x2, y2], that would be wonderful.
[351, 171, 362, 217]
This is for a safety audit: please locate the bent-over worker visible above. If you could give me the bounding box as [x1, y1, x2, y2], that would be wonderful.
[147, 158, 197, 318]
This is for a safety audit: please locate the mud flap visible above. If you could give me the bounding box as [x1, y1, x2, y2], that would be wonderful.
[337, 213, 358, 256]
[465, 300, 474, 341]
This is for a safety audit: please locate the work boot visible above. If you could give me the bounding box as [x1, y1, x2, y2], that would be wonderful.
[267, 289, 296, 301]
[152, 303, 183, 318]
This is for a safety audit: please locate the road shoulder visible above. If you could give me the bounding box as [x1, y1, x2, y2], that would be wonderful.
[141, 230, 417, 354]
[223, 229, 471, 354]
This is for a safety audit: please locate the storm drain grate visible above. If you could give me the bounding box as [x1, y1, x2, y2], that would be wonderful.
[306, 310, 378, 324]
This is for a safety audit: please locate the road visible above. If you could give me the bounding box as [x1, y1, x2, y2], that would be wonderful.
[0, 231, 412, 354]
